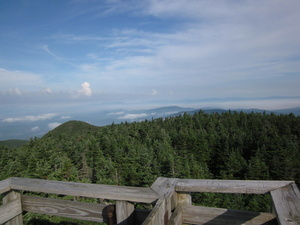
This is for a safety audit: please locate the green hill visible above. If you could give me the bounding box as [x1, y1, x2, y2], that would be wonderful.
[0, 139, 29, 148]
[42, 120, 100, 140]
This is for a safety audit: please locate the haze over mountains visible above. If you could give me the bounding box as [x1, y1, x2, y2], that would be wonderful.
[1, 106, 300, 141]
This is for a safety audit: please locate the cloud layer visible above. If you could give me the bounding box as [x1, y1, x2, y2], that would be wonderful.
[0, 0, 299, 110]
[3, 113, 57, 123]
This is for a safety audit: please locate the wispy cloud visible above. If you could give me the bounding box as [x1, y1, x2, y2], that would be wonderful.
[118, 113, 147, 120]
[0, 68, 42, 90]
[0, 0, 299, 112]
[60, 116, 72, 119]
[48, 122, 61, 130]
[31, 126, 40, 132]
[40, 45, 62, 60]
[107, 111, 124, 115]
[3, 113, 57, 123]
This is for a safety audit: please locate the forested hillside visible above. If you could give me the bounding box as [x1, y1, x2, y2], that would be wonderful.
[0, 110, 299, 220]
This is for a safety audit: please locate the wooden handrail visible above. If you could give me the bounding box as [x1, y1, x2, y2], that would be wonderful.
[0, 178, 11, 194]
[175, 179, 295, 194]
[0, 177, 299, 225]
[10, 177, 159, 203]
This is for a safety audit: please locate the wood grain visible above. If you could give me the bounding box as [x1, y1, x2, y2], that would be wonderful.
[116, 200, 135, 225]
[0, 178, 11, 195]
[167, 204, 182, 225]
[22, 195, 107, 222]
[271, 183, 300, 225]
[1, 191, 23, 225]
[142, 197, 164, 225]
[176, 179, 294, 194]
[182, 205, 278, 225]
[150, 177, 179, 225]
[10, 177, 158, 203]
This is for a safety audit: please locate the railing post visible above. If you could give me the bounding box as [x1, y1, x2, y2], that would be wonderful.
[2, 191, 23, 225]
[116, 200, 134, 225]
[177, 192, 191, 225]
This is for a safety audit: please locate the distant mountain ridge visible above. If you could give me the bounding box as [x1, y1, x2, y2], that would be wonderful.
[1, 105, 300, 141]
[0, 139, 29, 148]
[171, 107, 300, 117]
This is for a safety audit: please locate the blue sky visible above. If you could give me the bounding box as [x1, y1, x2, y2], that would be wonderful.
[1, 0, 300, 121]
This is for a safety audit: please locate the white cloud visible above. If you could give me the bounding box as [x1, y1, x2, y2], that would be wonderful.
[3, 113, 57, 123]
[46, 0, 299, 102]
[60, 116, 72, 119]
[0, 0, 299, 110]
[48, 122, 61, 130]
[107, 111, 125, 115]
[31, 126, 40, 132]
[164, 111, 179, 115]
[118, 113, 147, 120]
[77, 82, 93, 97]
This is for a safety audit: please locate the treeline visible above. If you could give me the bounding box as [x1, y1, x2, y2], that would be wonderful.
[0, 110, 299, 215]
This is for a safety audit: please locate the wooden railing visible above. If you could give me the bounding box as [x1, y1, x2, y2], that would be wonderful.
[0, 177, 299, 225]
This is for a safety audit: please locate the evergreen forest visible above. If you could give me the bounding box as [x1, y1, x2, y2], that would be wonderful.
[0, 110, 299, 224]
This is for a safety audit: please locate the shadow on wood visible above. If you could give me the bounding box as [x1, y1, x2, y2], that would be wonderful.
[102, 204, 116, 225]
[182, 205, 278, 225]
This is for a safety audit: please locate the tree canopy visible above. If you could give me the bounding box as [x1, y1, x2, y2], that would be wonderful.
[0, 110, 299, 223]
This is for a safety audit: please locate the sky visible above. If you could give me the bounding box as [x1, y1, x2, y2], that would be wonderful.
[1, 0, 300, 126]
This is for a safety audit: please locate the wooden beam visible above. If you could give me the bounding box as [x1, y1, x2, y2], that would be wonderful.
[167, 204, 183, 225]
[1, 191, 23, 225]
[142, 197, 165, 225]
[143, 178, 179, 225]
[271, 183, 300, 225]
[182, 205, 278, 225]
[0, 178, 11, 195]
[116, 201, 135, 225]
[0, 199, 21, 224]
[10, 177, 158, 203]
[150, 177, 179, 222]
[177, 192, 191, 205]
[21, 195, 111, 223]
[176, 179, 294, 194]
[177, 192, 191, 225]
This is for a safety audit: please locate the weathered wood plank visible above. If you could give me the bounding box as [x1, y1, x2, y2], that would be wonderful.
[143, 178, 179, 225]
[116, 201, 135, 225]
[10, 177, 158, 203]
[177, 192, 192, 205]
[177, 192, 192, 225]
[142, 197, 164, 225]
[21, 195, 109, 222]
[182, 205, 278, 225]
[167, 204, 182, 225]
[0, 192, 22, 225]
[271, 183, 300, 225]
[0, 178, 11, 195]
[0, 199, 21, 224]
[151, 177, 178, 221]
[176, 179, 294, 194]
[150, 177, 179, 197]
